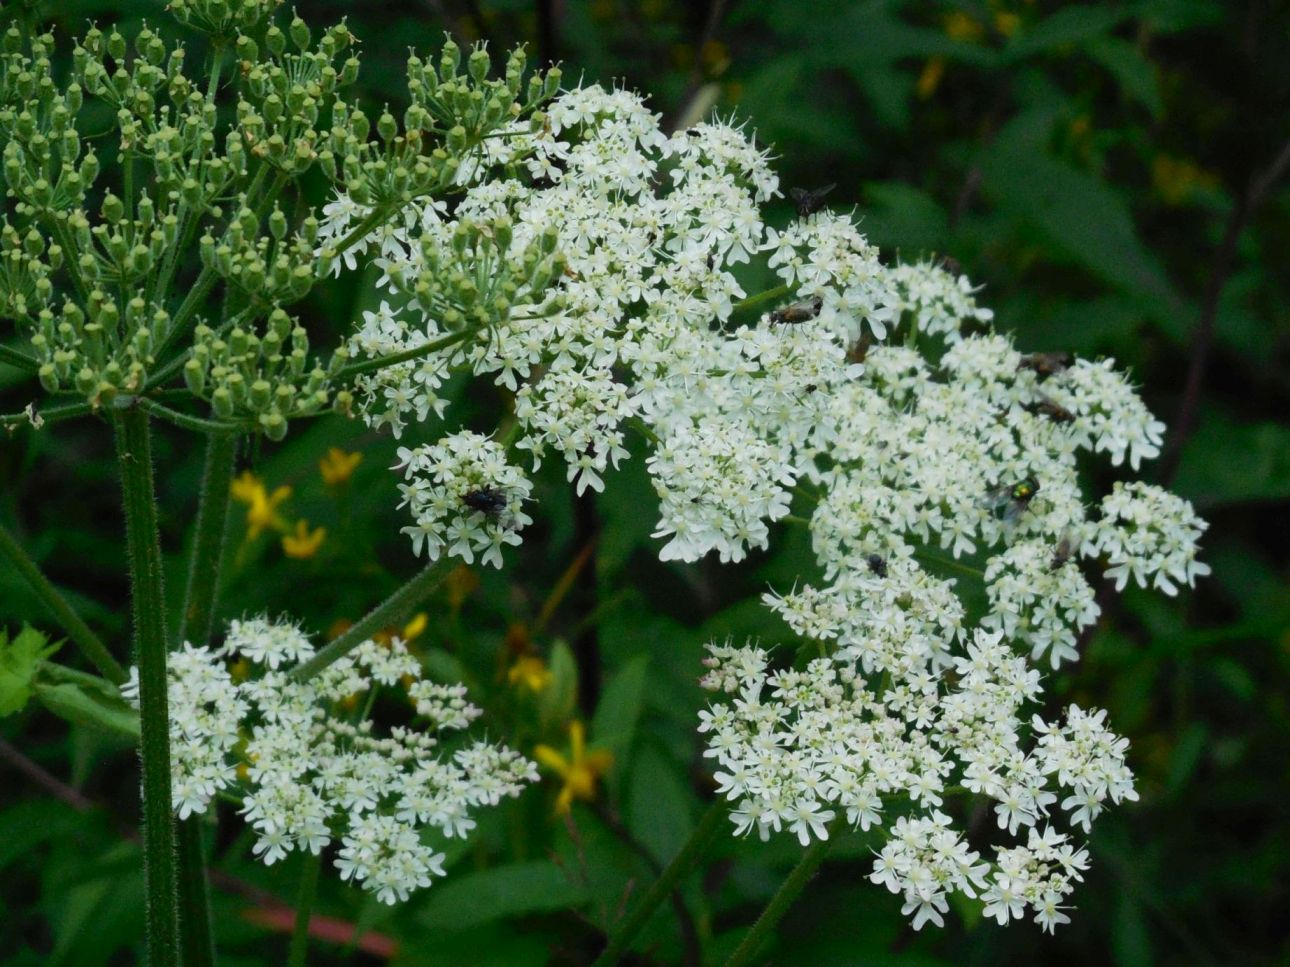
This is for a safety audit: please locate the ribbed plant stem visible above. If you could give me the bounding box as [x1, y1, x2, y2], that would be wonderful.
[291, 562, 449, 681]
[173, 430, 237, 967]
[287, 851, 322, 967]
[115, 405, 179, 967]
[724, 831, 836, 967]
[592, 798, 727, 967]
[0, 520, 125, 683]
[179, 430, 237, 649]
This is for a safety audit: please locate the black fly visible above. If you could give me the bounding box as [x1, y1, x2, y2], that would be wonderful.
[461, 487, 508, 521]
[790, 184, 836, 217]
[1018, 352, 1072, 380]
[866, 553, 888, 578]
[770, 296, 823, 325]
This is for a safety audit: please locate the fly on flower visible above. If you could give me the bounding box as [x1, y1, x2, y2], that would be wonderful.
[984, 478, 1041, 524]
[460, 485, 522, 530]
[769, 295, 823, 325]
[789, 183, 836, 217]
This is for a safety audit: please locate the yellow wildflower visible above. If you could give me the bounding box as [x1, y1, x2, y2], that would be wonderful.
[230, 471, 291, 540]
[402, 612, 428, 641]
[282, 519, 326, 559]
[319, 447, 363, 486]
[508, 654, 553, 694]
[534, 721, 613, 814]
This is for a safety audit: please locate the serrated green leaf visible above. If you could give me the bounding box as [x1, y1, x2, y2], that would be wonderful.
[0, 625, 61, 716]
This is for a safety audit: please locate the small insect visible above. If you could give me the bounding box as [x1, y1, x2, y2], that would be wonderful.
[1049, 536, 1075, 571]
[984, 477, 1040, 523]
[460, 486, 509, 521]
[1018, 352, 1072, 380]
[770, 295, 823, 325]
[1031, 394, 1075, 423]
[866, 553, 888, 578]
[790, 183, 836, 217]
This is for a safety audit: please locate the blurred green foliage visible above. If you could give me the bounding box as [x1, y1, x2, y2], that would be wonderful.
[2, 0, 1287, 964]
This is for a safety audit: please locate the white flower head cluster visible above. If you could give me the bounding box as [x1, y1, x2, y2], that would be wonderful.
[324, 78, 1208, 931]
[124, 617, 535, 904]
[396, 430, 533, 569]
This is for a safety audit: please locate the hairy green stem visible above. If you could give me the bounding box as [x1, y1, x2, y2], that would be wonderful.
[291, 562, 449, 681]
[0, 520, 126, 683]
[114, 405, 180, 967]
[179, 430, 238, 648]
[724, 829, 836, 967]
[334, 328, 473, 380]
[287, 850, 322, 967]
[175, 818, 216, 967]
[592, 798, 727, 967]
[0, 343, 39, 372]
[172, 430, 237, 967]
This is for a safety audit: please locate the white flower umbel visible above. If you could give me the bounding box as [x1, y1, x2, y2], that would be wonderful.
[125, 618, 536, 904]
[395, 430, 533, 568]
[324, 76, 1209, 934]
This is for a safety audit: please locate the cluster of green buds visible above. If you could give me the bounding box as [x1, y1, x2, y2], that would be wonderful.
[201, 196, 319, 306]
[392, 215, 566, 332]
[318, 40, 560, 215]
[233, 17, 358, 176]
[30, 292, 169, 405]
[1, 28, 96, 216]
[185, 309, 349, 439]
[74, 25, 246, 215]
[167, 0, 281, 36]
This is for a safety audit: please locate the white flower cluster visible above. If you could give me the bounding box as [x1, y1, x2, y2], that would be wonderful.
[395, 430, 533, 569]
[322, 79, 1208, 930]
[124, 618, 535, 904]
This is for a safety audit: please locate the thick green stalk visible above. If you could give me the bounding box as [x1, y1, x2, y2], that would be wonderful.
[173, 430, 238, 967]
[114, 405, 180, 967]
[287, 851, 322, 967]
[175, 819, 216, 967]
[732, 284, 790, 315]
[592, 798, 727, 967]
[0, 520, 126, 684]
[724, 830, 837, 967]
[334, 328, 473, 380]
[291, 562, 449, 681]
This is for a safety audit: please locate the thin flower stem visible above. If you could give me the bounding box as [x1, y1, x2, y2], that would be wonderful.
[287, 850, 322, 967]
[173, 430, 238, 967]
[724, 827, 837, 967]
[179, 430, 238, 649]
[135, 397, 248, 434]
[0, 520, 126, 684]
[0, 400, 94, 430]
[114, 405, 180, 967]
[0, 343, 38, 372]
[291, 562, 450, 681]
[591, 798, 727, 967]
[333, 328, 473, 380]
[732, 284, 789, 315]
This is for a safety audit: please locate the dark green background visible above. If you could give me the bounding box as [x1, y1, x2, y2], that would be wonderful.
[1, 1, 1287, 963]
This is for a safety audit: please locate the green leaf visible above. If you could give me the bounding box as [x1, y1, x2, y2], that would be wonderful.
[1086, 36, 1163, 117]
[538, 639, 579, 733]
[417, 861, 591, 932]
[626, 744, 695, 863]
[591, 655, 649, 760]
[0, 625, 61, 716]
[1003, 5, 1137, 62]
[1171, 413, 1290, 508]
[859, 182, 951, 254]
